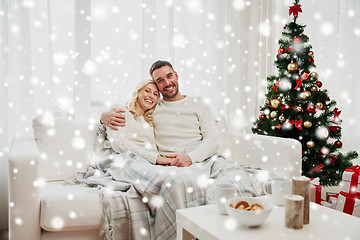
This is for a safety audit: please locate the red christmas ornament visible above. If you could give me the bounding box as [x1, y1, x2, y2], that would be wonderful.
[330, 155, 338, 164]
[316, 81, 322, 88]
[309, 57, 314, 63]
[335, 140, 343, 148]
[320, 147, 329, 156]
[294, 37, 301, 44]
[259, 114, 265, 120]
[307, 105, 317, 113]
[278, 48, 285, 54]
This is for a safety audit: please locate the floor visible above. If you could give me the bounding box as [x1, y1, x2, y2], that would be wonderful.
[0, 229, 8, 240]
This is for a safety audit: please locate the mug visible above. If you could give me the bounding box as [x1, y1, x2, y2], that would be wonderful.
[264, 177, 292, 205]
[214, 183, 237, 214]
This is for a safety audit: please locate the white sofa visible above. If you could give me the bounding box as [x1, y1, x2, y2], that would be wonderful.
[8, 116, 302, 240]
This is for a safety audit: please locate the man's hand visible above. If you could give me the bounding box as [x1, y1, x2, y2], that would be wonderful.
[166, 154, 192, 167]
[100, 108, 126, 130]
[156, 156, 172, 165]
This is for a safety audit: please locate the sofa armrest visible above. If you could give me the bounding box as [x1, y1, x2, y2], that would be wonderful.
[229, 133, 302, 178]
[9, 137, 41, 240]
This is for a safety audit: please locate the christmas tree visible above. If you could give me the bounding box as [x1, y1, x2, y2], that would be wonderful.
[252, 0, 358, 186]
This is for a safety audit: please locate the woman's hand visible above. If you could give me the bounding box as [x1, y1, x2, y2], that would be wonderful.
[100, 107, 126, 130]
[156, 156, 172, 165]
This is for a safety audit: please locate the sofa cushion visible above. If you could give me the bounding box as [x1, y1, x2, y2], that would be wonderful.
[33, 113, 97, 181]
[40, 181, 102, 232]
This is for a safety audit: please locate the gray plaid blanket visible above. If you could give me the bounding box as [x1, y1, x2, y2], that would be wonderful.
[68, 125, 263, 240]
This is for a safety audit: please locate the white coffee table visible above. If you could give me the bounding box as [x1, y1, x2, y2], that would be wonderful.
[176, 202, 360, 240]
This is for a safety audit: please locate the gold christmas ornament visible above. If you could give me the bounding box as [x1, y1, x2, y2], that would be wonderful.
[275, 124, 282, 129]
[279, 115, 285, 122]
[271, 99, 281, 108]
[308, 51, 314, 57]
[310, 85, 319, 92]
[307, 140, 315, 148]
[287, 62, 298, 72]
[304, 121, 312, 128]
[316, 102, 323, 109]
[270, 111, 278, 118]
[310, 72, 318, 78]
[300, 90, 311, 100]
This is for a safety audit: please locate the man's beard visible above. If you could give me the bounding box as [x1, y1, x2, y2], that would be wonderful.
[161, 84, 178, 99]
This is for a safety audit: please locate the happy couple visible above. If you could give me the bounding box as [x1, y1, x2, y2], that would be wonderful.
[90, 60, 262, 240]
[100, 60, 219, 167]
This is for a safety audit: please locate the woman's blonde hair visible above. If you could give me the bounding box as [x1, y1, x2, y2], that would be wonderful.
[126, 79, 159, 126]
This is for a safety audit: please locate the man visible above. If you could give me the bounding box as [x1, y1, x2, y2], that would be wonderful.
[100, 60, 219, 167]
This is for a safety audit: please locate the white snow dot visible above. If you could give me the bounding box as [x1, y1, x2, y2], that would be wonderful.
[150, 195, 164, 208]
[142, 197, 148, 203]
[51, 217, 64, 230]
[69, 211, 77, 219]
[320, 22, 333, 36]
[67, 194, 74, 200]
[76, 162, 83, 169]
[233, 0, 245, 11]
[224, 218, 237, 230]
[72, 137, 85, 150]
[83, 60, 97, 75]
[140, 227, 148, 236]
[22, 0, 35, 8]
[173, 34, 186, 48]
[354, 28, 360, 36]
[15, 218, 23, 226]
[259, 21, 271, 37]
[261, 156, 268, 162]
[197, 175, 209, 188]
[53, 52, 68, 66]
[187, 187, 194, 193]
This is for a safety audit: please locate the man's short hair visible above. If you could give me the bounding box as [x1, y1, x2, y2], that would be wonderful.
[149, 60, 174, 76]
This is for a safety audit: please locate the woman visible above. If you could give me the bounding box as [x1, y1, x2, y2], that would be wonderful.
[106, 79, 169, 164]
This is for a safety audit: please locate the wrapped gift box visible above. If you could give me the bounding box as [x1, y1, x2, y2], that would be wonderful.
[321, 201, 333, 208]
[335, 191, 360, 217]
[340, 165, 360, 193]
[310, 177, 322, 204]
[326, 193, 338, 209]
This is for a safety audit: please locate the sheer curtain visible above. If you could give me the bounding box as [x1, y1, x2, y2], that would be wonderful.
[1, 0, 359, 230]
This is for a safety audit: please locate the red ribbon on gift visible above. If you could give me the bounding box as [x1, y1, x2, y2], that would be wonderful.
[310, 178, 322, 204]
[344, 166, 360, 193]
[289, 119, 303, 130]
[289, 4, 302, 18]
[339, 191, 360, 215]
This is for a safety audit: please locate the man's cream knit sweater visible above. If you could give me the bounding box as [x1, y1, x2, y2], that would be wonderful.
[153, 96, 218, 163]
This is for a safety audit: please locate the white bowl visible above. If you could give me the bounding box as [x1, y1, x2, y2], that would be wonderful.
[225, 196, 273, 227]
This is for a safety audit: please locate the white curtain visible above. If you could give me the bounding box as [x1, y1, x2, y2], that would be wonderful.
[1, 0, 359, 230]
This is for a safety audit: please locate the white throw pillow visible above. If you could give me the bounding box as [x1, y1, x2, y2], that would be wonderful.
[33, 114, 97, 181]
[215, 117, 232, 161]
